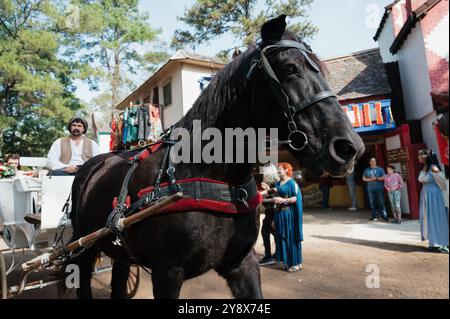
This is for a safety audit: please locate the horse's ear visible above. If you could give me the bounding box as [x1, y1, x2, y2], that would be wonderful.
[261, 14, 287, 46]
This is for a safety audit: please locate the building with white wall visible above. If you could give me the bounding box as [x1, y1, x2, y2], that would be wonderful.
[374, 0, 449, 170]
[115, 50, 225, 130]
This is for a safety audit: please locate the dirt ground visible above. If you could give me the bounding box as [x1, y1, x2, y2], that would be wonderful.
[2, 208, 448, 299]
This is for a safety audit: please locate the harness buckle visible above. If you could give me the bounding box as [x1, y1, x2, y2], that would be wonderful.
[237, 188, 249, 208]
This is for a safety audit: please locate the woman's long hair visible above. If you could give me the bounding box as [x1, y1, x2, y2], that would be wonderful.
[419, 149, 442, 172]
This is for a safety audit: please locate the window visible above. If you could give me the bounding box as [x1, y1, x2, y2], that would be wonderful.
[163, 82, 172, 107]
[152, 87, 159, 105]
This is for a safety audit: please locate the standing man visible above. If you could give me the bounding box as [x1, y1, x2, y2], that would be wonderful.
[363, 157, 388, 222]
[47, 117, 100, 176]
[259, 174, 278, 266]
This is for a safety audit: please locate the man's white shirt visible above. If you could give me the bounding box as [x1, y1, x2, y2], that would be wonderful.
[47, 137, 100, 170]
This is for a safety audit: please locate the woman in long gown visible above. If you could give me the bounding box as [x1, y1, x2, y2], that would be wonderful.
[269, 163, 303, 272]
[418, 150, 449, 253]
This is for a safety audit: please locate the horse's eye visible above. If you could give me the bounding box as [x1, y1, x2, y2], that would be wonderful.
[282, 65, 297, 75]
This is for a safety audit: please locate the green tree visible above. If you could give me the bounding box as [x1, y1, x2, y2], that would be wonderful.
[0, 0, 85, 157]
[172, 0, 318, 60]
[70, 0, 169, 111]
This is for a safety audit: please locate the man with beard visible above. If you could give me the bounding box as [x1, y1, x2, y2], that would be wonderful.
[47, 117, 100, 176]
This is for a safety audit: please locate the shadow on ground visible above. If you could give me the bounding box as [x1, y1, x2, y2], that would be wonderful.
[312, 235, 435, 253]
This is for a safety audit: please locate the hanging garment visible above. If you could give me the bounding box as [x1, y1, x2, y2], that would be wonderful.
[138, 105, 151, 141]
[122, 109, 129, 145]
[126, 106, 139, 143]
[110, 115, 117, 151]
[148, 104, 163, 141]
[116, 112, 124, 149]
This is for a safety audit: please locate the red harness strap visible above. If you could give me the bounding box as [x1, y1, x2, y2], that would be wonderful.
[157, 193, 262, 214]
[117, 142, 262, 215]
[128, 141, 164, 162]
[138, 178, 262, 214]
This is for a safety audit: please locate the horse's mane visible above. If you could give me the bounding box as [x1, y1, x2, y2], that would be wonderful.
[174, 31, 325, 132]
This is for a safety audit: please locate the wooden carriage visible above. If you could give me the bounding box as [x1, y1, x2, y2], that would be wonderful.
[0, 157, 140, 299]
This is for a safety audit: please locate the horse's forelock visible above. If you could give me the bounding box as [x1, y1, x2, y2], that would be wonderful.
[282, 32, 328, 75]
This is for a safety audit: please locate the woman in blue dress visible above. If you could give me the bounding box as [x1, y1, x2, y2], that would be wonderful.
[269, 162, 303, 272]
[418, 150, 449, 253]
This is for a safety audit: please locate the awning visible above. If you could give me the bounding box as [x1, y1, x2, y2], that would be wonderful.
[342, 99, 396, 134]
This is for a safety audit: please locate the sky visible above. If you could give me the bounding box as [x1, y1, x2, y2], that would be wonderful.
[75, 0, 393, 104]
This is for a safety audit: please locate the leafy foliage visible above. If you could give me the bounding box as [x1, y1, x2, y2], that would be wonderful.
[0, 0, 170, 156]
[0, 0, 85, 157]
[69, 0, 169, 110]
[172, 0, 318, 60]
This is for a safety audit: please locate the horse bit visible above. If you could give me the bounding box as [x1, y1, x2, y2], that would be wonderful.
[247, 40, 338, 151]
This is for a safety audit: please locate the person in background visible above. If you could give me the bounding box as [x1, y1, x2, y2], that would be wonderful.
[266, 163, 303, 272]
[319, 175, 333, 211]
[4, 153, 33, 177]
[259, 172, 278, 266]
[346, 171, 358, 211]
[47, 117, 100, 176]
[5, 153, 20, 171]
[384, 165, 404, 224]
[362, 157, 388, 222]
[418, 150, 449, 253]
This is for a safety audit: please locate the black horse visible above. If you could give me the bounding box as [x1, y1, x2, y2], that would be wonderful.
[69, 15, 365, 299]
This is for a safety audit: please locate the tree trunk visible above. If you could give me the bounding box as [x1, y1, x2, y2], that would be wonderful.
[111, 49, 121, 110]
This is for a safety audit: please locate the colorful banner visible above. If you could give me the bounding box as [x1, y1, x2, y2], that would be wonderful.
[342, 99, 396, 133]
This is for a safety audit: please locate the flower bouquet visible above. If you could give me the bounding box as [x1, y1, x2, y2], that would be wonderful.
[0, 165, 15, 179]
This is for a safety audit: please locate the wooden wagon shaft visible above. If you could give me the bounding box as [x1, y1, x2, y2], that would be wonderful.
[21, 192, 184, 273]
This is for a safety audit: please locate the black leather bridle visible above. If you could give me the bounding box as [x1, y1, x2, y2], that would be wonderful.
[247, 40, 337, 151]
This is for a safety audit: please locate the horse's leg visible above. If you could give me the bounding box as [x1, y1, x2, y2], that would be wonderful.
[151, 266, 184, 299]
[110, 261, 130, 299]
[75, 247, 98, 299]
[218, 249, 263, 299]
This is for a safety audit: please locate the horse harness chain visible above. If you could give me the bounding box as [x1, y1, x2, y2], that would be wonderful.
[247, 39, 338, 151]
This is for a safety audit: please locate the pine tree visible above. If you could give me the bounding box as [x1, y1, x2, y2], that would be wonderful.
[172, 0, 318, 61]
[71, 0, 169, 111]
[0, 0, 85, 156]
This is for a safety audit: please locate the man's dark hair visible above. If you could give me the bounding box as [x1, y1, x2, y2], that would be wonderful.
[67, 117, 88, 134]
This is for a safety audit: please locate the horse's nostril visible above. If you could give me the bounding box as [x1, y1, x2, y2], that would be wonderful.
[331, 139, 357, 162]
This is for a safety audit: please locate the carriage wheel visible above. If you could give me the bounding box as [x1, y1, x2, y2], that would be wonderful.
[125, 265, 140, 299]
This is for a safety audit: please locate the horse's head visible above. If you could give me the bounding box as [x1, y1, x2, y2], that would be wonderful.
[250, 15, 365, 177]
